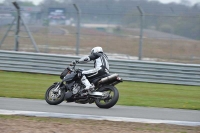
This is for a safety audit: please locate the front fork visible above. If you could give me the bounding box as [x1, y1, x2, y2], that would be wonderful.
[52, 82, 62, 96]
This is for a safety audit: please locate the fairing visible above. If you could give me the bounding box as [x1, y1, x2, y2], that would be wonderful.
[63, 72, 77, 82]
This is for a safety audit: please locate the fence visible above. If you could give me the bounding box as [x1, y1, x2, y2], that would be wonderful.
[0, 50, 200, 86]
[0, 1, 200, 64]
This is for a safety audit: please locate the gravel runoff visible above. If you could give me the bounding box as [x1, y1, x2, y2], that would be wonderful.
[0, 109, 200, 127]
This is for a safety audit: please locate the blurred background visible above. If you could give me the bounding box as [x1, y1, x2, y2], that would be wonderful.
[0, 0, 200, 64]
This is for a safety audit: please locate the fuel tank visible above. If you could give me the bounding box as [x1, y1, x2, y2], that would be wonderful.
[63, 72, 77, 82]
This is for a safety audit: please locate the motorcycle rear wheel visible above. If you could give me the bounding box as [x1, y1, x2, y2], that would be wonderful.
[95, 85, 119, 109]
[45, 84, 65, 105]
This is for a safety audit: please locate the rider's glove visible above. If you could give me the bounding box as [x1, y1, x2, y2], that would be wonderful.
[71, 60, 79, 65]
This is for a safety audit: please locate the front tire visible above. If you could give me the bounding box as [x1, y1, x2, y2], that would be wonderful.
[45, 84, 65, 105]
[95, 85, 119, 109]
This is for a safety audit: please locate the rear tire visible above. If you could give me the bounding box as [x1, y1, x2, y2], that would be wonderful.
[95, 85, 119, 109]
[45, 84, 65, 105]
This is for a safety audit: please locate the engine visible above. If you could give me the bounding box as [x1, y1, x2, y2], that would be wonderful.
[72, 83, 81, 94]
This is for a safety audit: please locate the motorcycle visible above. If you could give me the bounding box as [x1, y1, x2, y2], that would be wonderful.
[45, 62, 123, 109]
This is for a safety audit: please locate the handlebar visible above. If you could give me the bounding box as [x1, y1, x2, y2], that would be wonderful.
[68, 62, 83, 74]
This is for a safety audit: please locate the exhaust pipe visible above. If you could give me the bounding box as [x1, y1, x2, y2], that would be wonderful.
[98, 73, 119, 84]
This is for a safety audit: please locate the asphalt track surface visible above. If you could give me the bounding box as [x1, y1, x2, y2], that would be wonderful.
[0, 97, 200, 126]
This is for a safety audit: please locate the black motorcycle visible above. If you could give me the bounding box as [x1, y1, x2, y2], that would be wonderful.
[45, 63, 123, 109]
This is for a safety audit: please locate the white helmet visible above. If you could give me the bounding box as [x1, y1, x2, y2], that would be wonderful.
[91, 46, 103, 54]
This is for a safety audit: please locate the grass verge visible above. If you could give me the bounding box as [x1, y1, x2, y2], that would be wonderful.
[0, 71, 200, 110]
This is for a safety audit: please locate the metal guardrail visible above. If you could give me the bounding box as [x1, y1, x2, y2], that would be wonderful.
[0, 50, 200, 86]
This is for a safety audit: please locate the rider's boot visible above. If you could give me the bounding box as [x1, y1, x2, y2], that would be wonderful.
[81, 75, 94, 93]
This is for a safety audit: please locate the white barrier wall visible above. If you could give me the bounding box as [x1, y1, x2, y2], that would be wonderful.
[0, 50, 200, 86]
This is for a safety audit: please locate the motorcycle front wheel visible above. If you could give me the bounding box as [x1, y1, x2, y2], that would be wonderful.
[95, 85, 119, 109]
[45, 84, 65, 105]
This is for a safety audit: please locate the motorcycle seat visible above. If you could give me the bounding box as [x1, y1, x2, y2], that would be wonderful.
[88, 74, 110, 86]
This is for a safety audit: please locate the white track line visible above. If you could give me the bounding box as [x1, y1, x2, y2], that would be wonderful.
[0, 109, 199, 126]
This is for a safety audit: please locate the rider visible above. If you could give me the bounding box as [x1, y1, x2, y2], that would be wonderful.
[73, 46, 109, 92]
